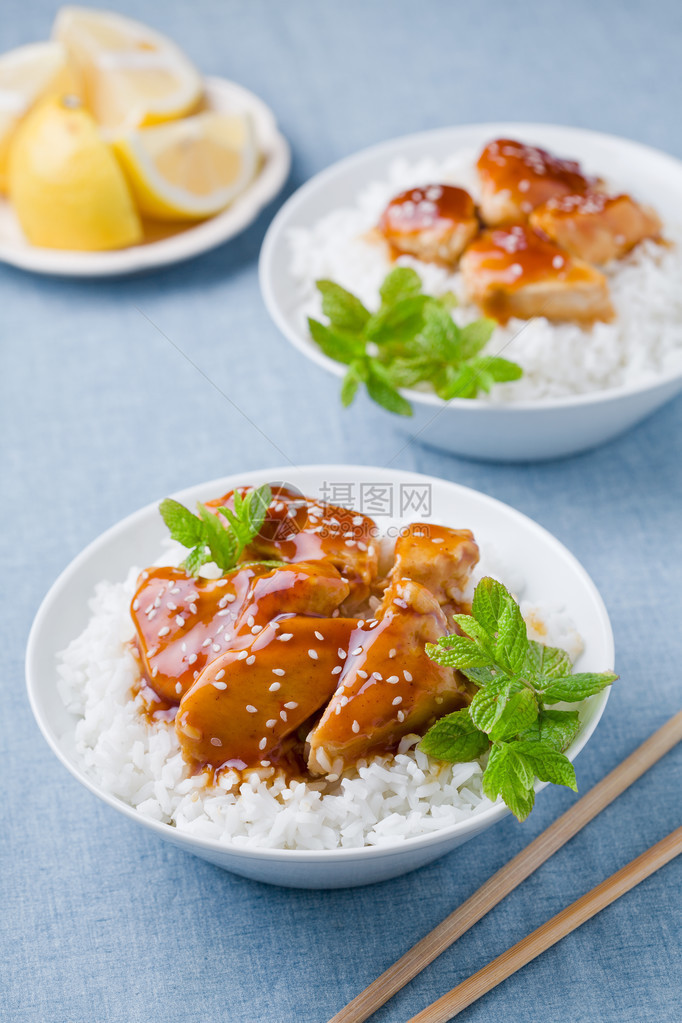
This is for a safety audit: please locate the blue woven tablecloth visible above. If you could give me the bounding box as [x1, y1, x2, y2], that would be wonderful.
[2, 1, 681, 1020]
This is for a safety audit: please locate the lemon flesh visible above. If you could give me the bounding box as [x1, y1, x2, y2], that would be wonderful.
[53, 6, 202, 132]
[0, 41, 78, 192]
[8, 94, 142, 250]
[113, 111, 258, 221]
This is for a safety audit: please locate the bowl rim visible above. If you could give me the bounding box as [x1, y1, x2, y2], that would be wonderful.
[26, 464, 614, 863]
[0, 76, 291, 278]
[259, 120, 682, 413]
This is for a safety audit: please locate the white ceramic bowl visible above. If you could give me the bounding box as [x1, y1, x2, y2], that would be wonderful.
[0, 77, 290, 277]
[26, 465, 613, 888]
[259, 123, 682, 461]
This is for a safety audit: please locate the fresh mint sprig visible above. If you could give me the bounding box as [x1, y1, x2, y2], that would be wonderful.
[419, 577, 617, 821]
[159, 484, 272, 577]
[307, 267, 522, 415]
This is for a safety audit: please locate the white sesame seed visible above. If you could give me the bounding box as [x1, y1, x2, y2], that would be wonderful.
[167, 601, 177, 611]
[404, 670, 413, 682]
[340, 696, 349, 706]
[237, 650, 248, 660]
[389, 648, 397, 658]
[151, 666, 158, 677]
[335, 705, 341, 715]
[314, 631, 324, 641]
[338, 648, 346, 659]
[175, 615, 185, 628]
[202, 638, 211, 647]
[392, 696, 403, 706]
[210, 737, 222, 746]
[308, 649, 318, 660]
[332, 665, 342, 675]
[181, 642, 187, 653]
[188, 653, 197, 664]
[278, 633, 294, 642]
[189, 603, 197, 615]
[260, 760, 271, 767]
[251, 625, 263, 634]
[351, 646, 363, 656]
[269, 682, 281, 692]
[266, 719, 277, 728]
[146, 645, 158, 658]
[215, 669, 225, 681]
[258, 738, 267, 750]
[352, 720, 360, 734]
[387, 675, 399, 684]
[170, 586, 180, 594]
[372, 672, 382, 681]
[284, 701, 298, 710]
[213, 681, 227, 690]
[272, 668, 286, 676]
[175, 682, 182, 695]
[212, 644, 221, 652]
[246, 655, 256, 665]
[157, 626, 170, 637]
[132, 599, 140, 611]
[280, 710, 288, 722]
[397, 710, 405, 723]
[247, 615, 255, 627]
[246, 705, 257, 713]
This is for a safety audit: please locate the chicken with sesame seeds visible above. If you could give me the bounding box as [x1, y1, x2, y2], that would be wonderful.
[176, 615, 360, 769]
[460, 224, 614, 325]
[384, 523, 479, 609]
[131, 561, 349, 705]
[307, 578, 471, 775]
[476, 138, 598, 227]
[529, 192, 662, 265]
[205, 485, 379, 610]
[378, 184, 479, 266]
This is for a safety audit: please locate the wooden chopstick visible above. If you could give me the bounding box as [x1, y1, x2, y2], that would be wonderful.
[328, 710, 682, 1023]
[407, 825, 682, 1023]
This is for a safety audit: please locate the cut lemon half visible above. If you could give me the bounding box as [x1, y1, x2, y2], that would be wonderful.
[113, 111, 258, 221]
[8, 94, 142, 250]
[53, 6, 203, 132]
[0, 41, 77, 192]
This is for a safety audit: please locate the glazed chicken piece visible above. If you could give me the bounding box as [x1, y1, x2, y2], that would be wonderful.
[460, 224, 614, 325]
[530, 192, 662, 265]
[131, 561, 349, 704]
[386, 524, 479, 607]
[377, 184, 479, 266]
[176, 615, 360, 769]
[205, 486, 379, 610]
[476, 139, 597, 227]
[307, 579, 470, 775]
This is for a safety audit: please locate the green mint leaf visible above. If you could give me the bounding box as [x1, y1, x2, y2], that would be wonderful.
[365, 361, 413, 416]
[340, 363, 362, 407]
[494, 593, 529, 675]
[458, 318, 495, 359]
[487, 687, 539, 742]
[437, 362, 479, 400]
[483, 743, 536, 821]
[439, 290, 458, 311]
[524, 640, 573, 681]
[513, 741, 578, 791]
[519, 709, 581, 752]
[540, 671, 618, 704]
[469, 677, 518, 734]
[480, 356, 524, 383]
[182, 545, 211, 576]
[365, 295, 429, 345]
[461, 665, 501, 687]
[158, 498, 203, 548]
[308, 317, 365, 365]
[379, 266, 423, 306]
[417, 301, 460, 360]
[472, 578, 517, 640]
[450, 614, 495, 651]
[316, 279, 370, 334]
[418, 708, 490, 763]
[198, 503, 239, 571]
[426, 635, 491, 670]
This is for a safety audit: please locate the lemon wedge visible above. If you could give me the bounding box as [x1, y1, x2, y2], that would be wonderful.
[53, 6, 203, 132]
[8, 94, 142, 250]
[113, 111, 258, 220]
[0, 41, 78, 192]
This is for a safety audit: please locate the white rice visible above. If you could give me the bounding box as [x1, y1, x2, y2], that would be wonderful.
[56, 543, 583, 851]
[287, 149, 682, 402]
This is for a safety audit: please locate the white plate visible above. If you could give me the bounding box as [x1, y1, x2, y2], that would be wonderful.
[26, 465, 613, 888]
[259, 123, 682, 461]
[0, 77, 290, 277]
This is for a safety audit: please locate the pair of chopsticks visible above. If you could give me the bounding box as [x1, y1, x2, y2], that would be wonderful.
[329, 709, 682, 1023]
